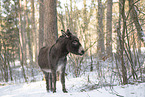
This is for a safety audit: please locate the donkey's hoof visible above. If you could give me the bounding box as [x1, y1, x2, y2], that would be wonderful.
[53, 90, 56, 93]
[46, 89, 50, 93]
[63, 89, 68, 93]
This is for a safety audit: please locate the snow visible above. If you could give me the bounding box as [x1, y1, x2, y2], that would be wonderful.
[1, 52, 145, 97]
[1, 74, 145, 97]
[142, 36, 145, 42]
[140, 30, 145, 42]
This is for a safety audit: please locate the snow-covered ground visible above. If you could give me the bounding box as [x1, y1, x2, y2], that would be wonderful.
[1, 48, 145, 97]
[1, 73, 145, 97]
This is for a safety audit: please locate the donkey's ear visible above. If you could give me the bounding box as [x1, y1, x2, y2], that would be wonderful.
[66, 29, 72, 36]
[61, 30, 69, 38]
[61, 30, 65, 35]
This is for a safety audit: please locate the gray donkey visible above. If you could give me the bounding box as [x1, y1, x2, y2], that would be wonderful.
[38, 29, 84, 93]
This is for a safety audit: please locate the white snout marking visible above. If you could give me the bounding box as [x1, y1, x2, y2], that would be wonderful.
[78, 46, 84, 54]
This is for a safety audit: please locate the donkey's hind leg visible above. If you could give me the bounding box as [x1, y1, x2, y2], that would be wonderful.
[49, 73, 53, 91]
[44, 73, 49, 92]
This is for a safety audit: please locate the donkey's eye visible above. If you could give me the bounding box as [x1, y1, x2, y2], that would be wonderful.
[72, 41, 78, 45]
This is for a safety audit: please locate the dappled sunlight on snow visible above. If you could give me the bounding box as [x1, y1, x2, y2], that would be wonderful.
[1, 73, 145, 97]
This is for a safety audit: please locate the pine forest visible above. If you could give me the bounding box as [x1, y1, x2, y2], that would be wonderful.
[0, 0, 145, 96]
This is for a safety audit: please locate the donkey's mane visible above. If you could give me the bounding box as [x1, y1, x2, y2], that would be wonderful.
[49, 35, 67, 54]
[56, 35, 67, 43]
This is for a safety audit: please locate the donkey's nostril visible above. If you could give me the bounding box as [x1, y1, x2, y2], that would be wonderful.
[78, 46, 84, 55]
[81, 50, 84, 54]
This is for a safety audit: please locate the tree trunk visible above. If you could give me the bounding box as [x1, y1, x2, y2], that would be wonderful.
[18, 0, 27, 82]
[31, 0, 37, 62]
[82, 0, 94, 50]
[83, 0, 87, 49]
[129, 0, 144, 42]
[30, 0, 36, 79]
[7, 55, 13, 81]
[97, 0, 105, 59]
[106, 0, 112, 58]
[22, 0, 27, 67]
[69, 0, 73, 31]
[3, 42, 8, 82]
[120, 0, 128, 84]
[44, 0, 58, 46]
[39, 0, 44, 49]
[58, 13, 65, 31]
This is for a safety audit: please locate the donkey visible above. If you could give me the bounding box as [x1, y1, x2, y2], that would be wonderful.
[38, 29, 84, 93]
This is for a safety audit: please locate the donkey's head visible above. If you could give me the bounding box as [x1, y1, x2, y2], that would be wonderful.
[61, 29, 84, 55]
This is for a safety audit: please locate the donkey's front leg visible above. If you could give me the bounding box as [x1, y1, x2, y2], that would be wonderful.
[61, 67, 68, 93]
[52, 71, 56, 93]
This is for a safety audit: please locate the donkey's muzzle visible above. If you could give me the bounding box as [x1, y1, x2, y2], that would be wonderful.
[78, 46, 85, 55]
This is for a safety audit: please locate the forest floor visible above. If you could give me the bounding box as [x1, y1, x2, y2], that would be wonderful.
[0, 72, 145, 97]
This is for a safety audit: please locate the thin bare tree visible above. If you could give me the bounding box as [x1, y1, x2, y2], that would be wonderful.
[97, 0, 105, 59]
[106, 0, 112, 58]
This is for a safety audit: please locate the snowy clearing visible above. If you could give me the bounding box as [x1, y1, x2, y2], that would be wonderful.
[1, 75, 145, 97]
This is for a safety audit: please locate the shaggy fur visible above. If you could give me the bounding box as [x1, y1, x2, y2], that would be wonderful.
[38, 29, 84, 93]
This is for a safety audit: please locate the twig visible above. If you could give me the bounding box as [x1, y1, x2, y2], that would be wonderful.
[85, 41, 97, 52]
[134, 5, 145, 15]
